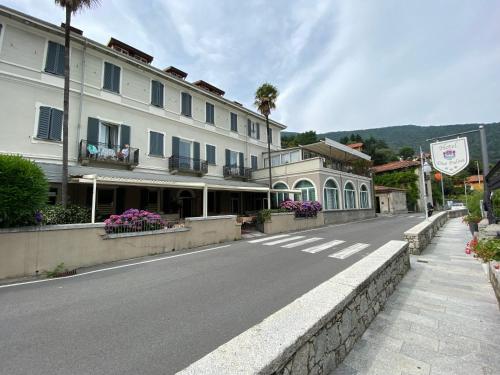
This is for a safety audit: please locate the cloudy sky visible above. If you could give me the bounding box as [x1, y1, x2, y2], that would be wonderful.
[4, 0, 500, 132]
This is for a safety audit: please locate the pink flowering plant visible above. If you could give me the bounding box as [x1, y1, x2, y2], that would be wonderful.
[104, 209, 165, 234]
[280, 199, 322, 218]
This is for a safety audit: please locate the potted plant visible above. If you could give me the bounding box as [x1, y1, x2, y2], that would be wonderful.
[462, 213, 482, 235]
[473, 238, 500, 276]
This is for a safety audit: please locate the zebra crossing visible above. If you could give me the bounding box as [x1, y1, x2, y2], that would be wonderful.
[247, 234, 372, 260]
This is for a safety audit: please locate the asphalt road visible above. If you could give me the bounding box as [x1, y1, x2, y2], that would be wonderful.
[0, 214, 424, 375]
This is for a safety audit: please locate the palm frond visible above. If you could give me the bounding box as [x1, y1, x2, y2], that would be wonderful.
[254, 83, 279, 117]
[55, 0, 100, 13]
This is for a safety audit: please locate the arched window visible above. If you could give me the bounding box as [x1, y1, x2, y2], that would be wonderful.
[295, 180, 316, 201]
[323, 179, 339, 210]
[360, 184, 370, 208]
[273, 182, 288, 208]
[344, 182, 356, 209]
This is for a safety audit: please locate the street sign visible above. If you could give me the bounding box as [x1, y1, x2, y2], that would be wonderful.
[430, 137, 469, 176]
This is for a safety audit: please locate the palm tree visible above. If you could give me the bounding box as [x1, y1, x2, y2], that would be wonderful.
[254, 83, 279, 209]
[55, 0, 99, 207]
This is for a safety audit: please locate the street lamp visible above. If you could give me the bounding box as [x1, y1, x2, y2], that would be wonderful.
[420, 147, 432, 220]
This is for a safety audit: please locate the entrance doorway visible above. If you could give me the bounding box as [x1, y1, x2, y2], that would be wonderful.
[376, 196, 381, 213]
[178, 190, 194, 218]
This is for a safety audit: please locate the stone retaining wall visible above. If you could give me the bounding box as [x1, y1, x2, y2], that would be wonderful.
[178, 240, 410, 375]
[403, 211, 448, 255]
[323, 209, 376, 225]
[0, 216, 240, 280]
[447, 208, 468, 218]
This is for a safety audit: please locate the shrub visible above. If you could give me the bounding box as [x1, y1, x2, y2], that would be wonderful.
[104, 209, 165, 234]
[280, 199, 322, 218]
[256, 208, 288, 223]
[471, 238, 500, 263]
[41, 204, 91, 225]
[0, 155, 48, 227]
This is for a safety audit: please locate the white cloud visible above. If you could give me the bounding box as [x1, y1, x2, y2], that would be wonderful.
[3, 0, 500, 132]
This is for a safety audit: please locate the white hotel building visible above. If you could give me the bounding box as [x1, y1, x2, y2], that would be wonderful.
[0, 6, 375, 223]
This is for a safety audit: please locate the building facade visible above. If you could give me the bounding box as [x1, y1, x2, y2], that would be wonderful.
[0, 6, 374, 223]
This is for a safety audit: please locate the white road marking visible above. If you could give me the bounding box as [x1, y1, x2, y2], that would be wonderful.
[263, 236, 305, 246]
[408, 215, 415, 218]
[302, 240, 345, 254]
[281, 237, 323, 248]
[247, 234, 290, 243]
[329, 243, 370, 259]
[0, 245, 232, 289]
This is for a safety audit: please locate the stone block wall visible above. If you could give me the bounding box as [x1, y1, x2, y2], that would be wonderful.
[178, 241, 410, 375]
[404, 211, 448, 254]
[323, 209, 376, 225]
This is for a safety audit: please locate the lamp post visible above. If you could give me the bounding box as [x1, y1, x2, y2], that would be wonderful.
[420, 147, 432, 220]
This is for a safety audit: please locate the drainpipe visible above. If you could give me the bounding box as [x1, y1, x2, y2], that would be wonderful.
[76, 40, 87, 156]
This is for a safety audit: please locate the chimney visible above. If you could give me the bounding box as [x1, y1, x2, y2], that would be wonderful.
[163, 66, 188, 80]
[193, 80, 225, 96]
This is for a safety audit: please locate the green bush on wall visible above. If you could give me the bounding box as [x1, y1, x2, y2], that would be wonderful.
[41, 204, 91, 225]
[0, 155, 48, 227]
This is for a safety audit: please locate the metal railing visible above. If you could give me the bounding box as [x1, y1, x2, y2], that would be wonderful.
[168, 155, 208, 174]
[79, 140, 139, 167]
[223, 165, 252, 179]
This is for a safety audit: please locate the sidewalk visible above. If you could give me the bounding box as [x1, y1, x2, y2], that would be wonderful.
[333, 217, 500, 375]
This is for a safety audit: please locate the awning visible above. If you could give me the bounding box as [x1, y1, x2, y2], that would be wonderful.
[302, 138, 371, 162]
[38, 163, 270, 192]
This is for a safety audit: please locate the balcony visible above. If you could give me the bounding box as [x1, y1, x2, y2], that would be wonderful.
[168, 155, 208, 175]
[78, 140, 139, 169]
[223, 165, 252, 180]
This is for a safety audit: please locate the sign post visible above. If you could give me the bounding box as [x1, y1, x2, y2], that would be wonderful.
[430, 137, 469, 176]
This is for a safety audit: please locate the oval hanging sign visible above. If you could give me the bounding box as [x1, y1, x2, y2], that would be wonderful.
[430, 137, 469, 176]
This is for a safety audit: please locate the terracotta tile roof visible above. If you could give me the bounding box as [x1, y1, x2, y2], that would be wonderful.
[372, 160, 421, 173]
[466, 175, 483, 183]
[375, 185, 407, 193]
[347, 142, 363, 149]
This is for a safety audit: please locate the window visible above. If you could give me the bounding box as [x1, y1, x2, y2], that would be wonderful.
[149, 131, 164, 157]
[344, 182, 356, 209]
[264, 149, 301, 167]
[151, 80, 164, 107]
[290, 150, 300, 162]
[230, 112, 238, 132]
[295, 180, 316, 201]
[99, 122, 118, 148]
[271, 155, 281, 166]
[45, 41, 65, 76]
[103, 62, 121, 93]
[360, 184, 370, 208]
[206, 102, 215, 124]
[324, 179, 339, 210]
[273, 182, 288, 208]
[37, 106, 62, 141]
[251, 155, 258, 170]
[181, 92, 192, 117]
[247, 119, 260, 139]
[229, 150, 239, 167]
[268, 128, 273, 144]
[206, 144, 216, 165]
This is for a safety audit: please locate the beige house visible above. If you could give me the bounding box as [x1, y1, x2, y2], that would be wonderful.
[0, 5, 375, 223]
[374, 186, 408, 214]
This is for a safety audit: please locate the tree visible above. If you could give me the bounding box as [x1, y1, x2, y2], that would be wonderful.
[254, 83, 279, 209]
[55, 0, 100, 207]
[399, 146, 415, 160]
[339, 136, 350, 145]
[295, 131, 317, 146]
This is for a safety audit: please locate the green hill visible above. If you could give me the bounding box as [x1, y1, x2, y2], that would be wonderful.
[282, 123, 500, 163]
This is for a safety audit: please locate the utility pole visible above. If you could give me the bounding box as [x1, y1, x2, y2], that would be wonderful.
[440, 175, 445, 209]
[479, 126, 494, 223]
[420, 146, 429, 220]
[464, 179, 468, 206]
[476, 160, 481, 188]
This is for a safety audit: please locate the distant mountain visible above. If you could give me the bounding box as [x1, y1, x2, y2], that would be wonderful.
[282, 123, 500, 163]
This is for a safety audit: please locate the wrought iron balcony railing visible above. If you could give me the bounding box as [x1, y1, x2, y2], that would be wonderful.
[168, 155, 208, 175]
[78, 140, 139, 168]
[223, 165, 252, 179]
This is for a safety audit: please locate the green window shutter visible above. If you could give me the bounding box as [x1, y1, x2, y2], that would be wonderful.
[120, 125, 130, 147]
[172, 136, 180, 156]
[231, 113, 237, 132]
[251, 155, 258, 170]
[268, 128, 272, 144]
[151, 81, 158, 105]
[181, 93, 191, 116]
[157, 81, 164, 107]
[87, 117, 100, 145]
[112, 65, 121, 93]
[149, 132, 157, 155]
[45, 41, 57, 74]
[157, 133, 164, 156]
[49, 108, 63, 141]
[239, 152, 244, 167]
[103, 62, 113, 91]
[247, 119, 252, 136]
[256, 123, 260, 139]
[55, 43, 65, 76]
[193, 142, 200, 159]
[225, 149, 230, 166]
[37, 106, 51, 139]
[206, 145, 215, 165]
